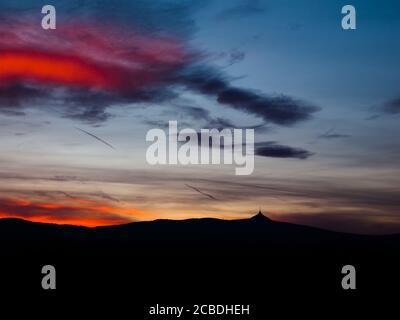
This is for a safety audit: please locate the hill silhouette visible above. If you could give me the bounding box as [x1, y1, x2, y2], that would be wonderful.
[1, 212, 399, 311]
[0, 212, 398, 257]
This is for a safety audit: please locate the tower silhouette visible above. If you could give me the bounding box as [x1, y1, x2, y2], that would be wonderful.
[251, 208, 271, 221]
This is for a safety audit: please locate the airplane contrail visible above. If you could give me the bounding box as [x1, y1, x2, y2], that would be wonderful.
[185, 184, 218, 201]
[75, 127, 115, 150]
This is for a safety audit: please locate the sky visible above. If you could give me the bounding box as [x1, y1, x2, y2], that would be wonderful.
[0, 0, 399, 234]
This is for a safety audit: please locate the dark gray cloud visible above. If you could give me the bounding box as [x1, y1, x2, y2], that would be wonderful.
[0, 85, 108, 123]
[217, 88, 318, 125]
[174, 136, 312, 159]
[383, 97, 400, 114]
[177, 67, 319, 126]
[255, 141, 314, 159]
[174, 106, 238, 129]
[365, 114, 380, 120]
[227, 50, 246, 66]
[145, 105, 269, 133]
[368, 97, 400, 121]
[0, 84, 44, 114]
[0, 83, 177, 124]
[63, 88, 178, 124]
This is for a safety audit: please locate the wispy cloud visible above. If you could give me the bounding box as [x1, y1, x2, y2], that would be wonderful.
[75, 127, 115, 150]
[215, 0, 266, 21]
[318, 128, 351, 139]
[185, 184, 218, 201]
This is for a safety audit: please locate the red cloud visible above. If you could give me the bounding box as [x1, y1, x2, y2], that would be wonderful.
[0, 50, 122, 89]
[0, 17, 189, 92]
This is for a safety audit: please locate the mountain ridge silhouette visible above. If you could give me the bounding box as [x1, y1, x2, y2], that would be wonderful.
[0, 211, 398, 237]
[1, 211, 399, 300]
[1, 211, 399, 256]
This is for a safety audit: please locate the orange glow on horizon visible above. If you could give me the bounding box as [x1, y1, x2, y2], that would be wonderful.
[0, 197, 258, 227]
[0, 214, 127, 227]
[0, 198, 155, 227]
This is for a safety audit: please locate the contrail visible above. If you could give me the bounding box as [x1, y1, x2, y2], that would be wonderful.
[75, 127, 115, 150]
[185, 184, 218, 201]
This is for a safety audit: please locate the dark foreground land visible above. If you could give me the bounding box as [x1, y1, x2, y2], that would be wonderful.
[0, 213, 399, 317]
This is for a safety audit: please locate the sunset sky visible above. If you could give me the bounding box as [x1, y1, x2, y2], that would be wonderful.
[0, 0, 399, 234]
